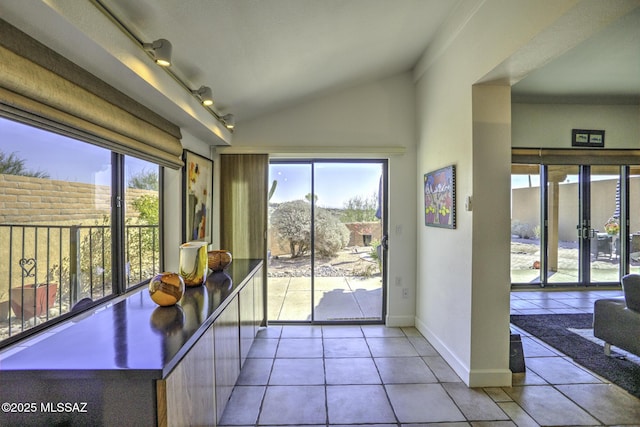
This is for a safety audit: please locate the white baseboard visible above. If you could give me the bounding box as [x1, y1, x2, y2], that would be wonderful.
[386, 314, 415, 327]
[414, 316, 511, 387]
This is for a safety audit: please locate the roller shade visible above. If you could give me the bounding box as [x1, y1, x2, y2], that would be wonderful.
[512, 148, 640, 166]
[0, 19, 183, 169]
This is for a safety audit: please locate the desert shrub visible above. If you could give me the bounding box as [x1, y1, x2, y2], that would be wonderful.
[314, 208, 350, 257]
[271, 200, 349, 258]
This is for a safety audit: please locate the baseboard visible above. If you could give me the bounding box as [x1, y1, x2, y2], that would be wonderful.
[386, 314, 415, 327]
[467, 369, 512, 387]
[414, 316, 511, 387]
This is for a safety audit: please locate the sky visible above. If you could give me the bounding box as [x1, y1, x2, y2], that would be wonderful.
[0, 117, 154, 186]
[269, 162, 382, 209]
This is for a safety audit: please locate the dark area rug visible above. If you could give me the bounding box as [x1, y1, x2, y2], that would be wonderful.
[510, 313, 640, 398]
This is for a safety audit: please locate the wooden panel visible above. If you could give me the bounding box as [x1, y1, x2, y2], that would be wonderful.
[239, 280, 255, 366]
[214, 296, 240, 423]
[253, 265, 265, 328]
[159, 325, 216, 427]
[220, 154, 268, 259]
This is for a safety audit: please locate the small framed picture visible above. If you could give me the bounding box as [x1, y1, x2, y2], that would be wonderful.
[572, 129, 604, 147]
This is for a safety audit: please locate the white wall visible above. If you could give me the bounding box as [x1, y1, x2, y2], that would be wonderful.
[513, 103, 640, 148]
[230, 72, 417, 326]
[411, 0, 634, 387]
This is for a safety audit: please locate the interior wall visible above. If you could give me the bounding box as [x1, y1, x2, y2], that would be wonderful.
[411, 0, 620, 387]
[230, 72, 417, 326]
[512, 103, 640, 148]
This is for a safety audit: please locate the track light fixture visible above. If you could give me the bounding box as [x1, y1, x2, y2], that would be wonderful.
[222, 114, 235, 131]
[143, 38, 172, 66]
[192, 86, 214, 106]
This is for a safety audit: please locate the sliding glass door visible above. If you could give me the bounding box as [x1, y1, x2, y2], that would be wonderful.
[267, 160, 387, 323]
[512, 164, 624, 287]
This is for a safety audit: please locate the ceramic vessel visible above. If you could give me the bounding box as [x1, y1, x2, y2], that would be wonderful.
[207, 250, 232, 272]
[179, 241, 209, 286]
[149, 272, 185, 306]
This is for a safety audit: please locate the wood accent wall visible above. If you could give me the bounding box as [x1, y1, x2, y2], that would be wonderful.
[219, 154, 268, 260]
[157, 326, 216, 427]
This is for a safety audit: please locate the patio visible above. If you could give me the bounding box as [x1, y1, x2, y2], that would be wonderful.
[267, 247, 383, 322]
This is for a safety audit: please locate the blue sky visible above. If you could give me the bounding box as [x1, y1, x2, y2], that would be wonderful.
[269, 162, 382, 209]
[1, 117, 154, 186]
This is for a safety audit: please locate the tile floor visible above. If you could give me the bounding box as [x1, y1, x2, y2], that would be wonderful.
[220, 290, 640, 426]
[510, 288, 623, 315]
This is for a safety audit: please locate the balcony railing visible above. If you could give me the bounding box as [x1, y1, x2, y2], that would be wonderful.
[0, 224, 159, 343]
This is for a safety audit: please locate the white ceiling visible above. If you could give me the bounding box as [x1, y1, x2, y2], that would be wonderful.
[96, 0, 459, 121]
[512, 5, 640, 104]
[0, 1, 638, 141]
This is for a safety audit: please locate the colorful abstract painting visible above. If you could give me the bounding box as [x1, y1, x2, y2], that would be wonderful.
[424, 165, 455, 228]
[183, 150, 213, 243]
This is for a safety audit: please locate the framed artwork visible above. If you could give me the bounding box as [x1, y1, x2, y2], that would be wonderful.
[424, 165, 456, 229]
[572, 129, 605, 147]
[182, 150, 213, 243]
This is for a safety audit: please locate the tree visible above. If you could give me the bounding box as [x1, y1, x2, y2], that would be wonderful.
[271, 200, 311, 257]
[127, 168, 159, 191]
[131, 194, 159, 224]
[341, 193, 378, 222]
[0, 150, 49, 178]
[271, 200, 349, 258]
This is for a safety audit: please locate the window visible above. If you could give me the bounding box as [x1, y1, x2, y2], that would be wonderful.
[0, 117, 160, 344]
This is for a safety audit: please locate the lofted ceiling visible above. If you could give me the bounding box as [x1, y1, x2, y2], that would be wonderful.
[0, 1, 638, 143]
[94, 0, 459, 121]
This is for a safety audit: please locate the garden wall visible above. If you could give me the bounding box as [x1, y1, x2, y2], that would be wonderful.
[0, 174, 151, 225]
[512, 177, 640, 242]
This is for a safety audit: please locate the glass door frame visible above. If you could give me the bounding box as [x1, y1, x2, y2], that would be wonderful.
[267, 158, 388, 324]
[515, 163, 628, 288]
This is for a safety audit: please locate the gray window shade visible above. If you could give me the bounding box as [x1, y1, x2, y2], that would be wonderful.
[0, 19, 183, 169]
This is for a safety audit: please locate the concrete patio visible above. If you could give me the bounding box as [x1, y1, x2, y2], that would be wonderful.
[268, 276, 383, 322]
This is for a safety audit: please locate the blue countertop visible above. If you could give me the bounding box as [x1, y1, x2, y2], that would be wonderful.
[0, 259, 262, 379]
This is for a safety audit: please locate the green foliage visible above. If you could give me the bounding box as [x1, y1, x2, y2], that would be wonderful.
[131, 194, 159, 224]
[341, 193, 378, 222]
[271, 200, 349, 258]
[314, 208, 350, 257]
[0, 150, 49, 178]
[127, 168, 159, 191]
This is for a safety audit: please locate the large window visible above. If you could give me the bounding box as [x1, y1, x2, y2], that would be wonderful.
[0, 117, 160, 344]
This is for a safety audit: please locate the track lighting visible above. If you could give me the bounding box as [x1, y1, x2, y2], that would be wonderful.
[222, 114, 235, 131]
[192, 86, 214, 106]
[143, 38, 172, 66]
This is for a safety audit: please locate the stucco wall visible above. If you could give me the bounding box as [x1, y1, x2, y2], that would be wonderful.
[513, 177, 640, 242]
[0, 174, 152, 225]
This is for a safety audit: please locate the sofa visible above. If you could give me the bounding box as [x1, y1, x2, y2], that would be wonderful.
[593, 273, 640, 357]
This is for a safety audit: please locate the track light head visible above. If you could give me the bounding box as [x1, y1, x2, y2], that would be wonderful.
[192, 86, 214, 106]
[222, 114, 235, 131]
[143, 38, 172, 66]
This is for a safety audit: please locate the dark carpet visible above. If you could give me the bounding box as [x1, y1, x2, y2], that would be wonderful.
[510, 313, 640, 398]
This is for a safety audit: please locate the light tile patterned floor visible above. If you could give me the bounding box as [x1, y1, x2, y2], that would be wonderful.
[220, 303, 640, 426]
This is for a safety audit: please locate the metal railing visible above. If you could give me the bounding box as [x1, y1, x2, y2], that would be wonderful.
[0, 223, 159, 342]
